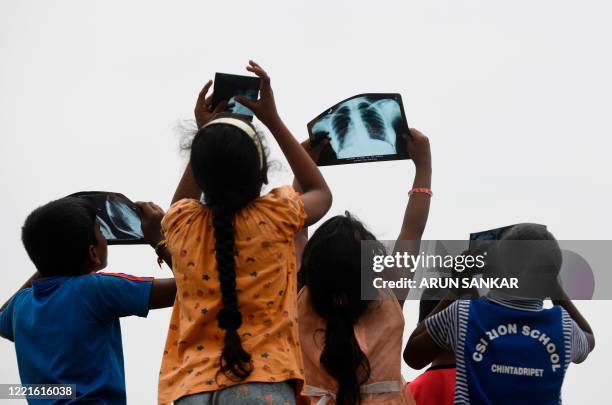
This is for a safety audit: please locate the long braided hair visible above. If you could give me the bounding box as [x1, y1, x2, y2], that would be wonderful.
[190, 118, 265, 381]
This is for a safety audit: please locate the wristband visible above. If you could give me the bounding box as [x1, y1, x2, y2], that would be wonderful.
[154, 239, 167, 253]
[155, 240, 168, 268]
[408, 187, 433, 197]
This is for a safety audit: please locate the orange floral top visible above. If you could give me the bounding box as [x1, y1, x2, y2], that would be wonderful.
[157, 186, 306, 405]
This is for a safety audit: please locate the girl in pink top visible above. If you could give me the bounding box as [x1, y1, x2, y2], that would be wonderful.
[295, 129, 432, 404]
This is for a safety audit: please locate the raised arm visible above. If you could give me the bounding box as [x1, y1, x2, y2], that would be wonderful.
[404, 296, 454, 369]
[291, 139, 330, 271]
[172, 81, 227, 204]
[553, 289, 595, 353]
[135, 201, 176, 309]
[388, 129, 432, 307]
[236, 61, 332, 226]
[399, 129, 432, 241]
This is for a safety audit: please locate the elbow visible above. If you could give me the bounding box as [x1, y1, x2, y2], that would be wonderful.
[323, 188, 333, 213]
[588, 334, 596, 353]
[403, 343, 429, 370]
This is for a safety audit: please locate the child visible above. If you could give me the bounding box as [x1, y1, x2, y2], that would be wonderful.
[405, 290, 456, 405]
[404, 224, 595, 404]
[297, 128, 432, 405]
[0, 197, 176, 404]
[157, 61, 332, 404]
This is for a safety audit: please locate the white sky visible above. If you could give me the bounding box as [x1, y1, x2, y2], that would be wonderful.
[1, 0, 610, 403]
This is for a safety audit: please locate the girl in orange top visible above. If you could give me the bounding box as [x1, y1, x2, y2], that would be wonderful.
[158, 61, 332, 405]
[296, 129, 432, 405]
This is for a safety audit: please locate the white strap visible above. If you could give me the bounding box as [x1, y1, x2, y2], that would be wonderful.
[306, 380, 401, 405]
[202, 117, 264, 168]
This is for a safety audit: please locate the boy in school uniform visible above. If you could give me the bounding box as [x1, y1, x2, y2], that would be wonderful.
[404, 224, 595, 405]
[0, 197, 176, 404]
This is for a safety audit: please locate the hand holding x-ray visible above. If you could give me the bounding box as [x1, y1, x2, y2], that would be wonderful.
[307, 93, 410, 166]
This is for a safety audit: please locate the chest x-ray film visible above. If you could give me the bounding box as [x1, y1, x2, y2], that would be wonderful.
[68, 191, 145, 245]
[212, 73, 260, 118]
[307, 93, 410, 166]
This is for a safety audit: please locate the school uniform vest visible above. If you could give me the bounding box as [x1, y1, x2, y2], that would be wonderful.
[463, 299, 566, 405]
[297, 288, 415, 405]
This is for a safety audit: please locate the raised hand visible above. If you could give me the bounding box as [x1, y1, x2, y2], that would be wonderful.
[234, 60, 280, 128]
[135, 201, 166, 247]
[300, 138, 329, 164]
[407, 128, 432, 170]
[194, 80, 227, 128]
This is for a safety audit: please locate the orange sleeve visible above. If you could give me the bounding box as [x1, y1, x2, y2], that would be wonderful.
[259, 186, 306, 237]
[161, 198, 201, 238]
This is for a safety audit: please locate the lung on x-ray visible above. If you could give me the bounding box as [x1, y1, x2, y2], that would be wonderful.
[67, 191, 146, 245]
[307, 93, 410, 166]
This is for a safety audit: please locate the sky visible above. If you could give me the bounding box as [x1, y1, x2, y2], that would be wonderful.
[0, 0, 610, 403]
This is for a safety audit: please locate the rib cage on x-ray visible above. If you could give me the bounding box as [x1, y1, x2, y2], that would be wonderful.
[312, 97, 403, 159]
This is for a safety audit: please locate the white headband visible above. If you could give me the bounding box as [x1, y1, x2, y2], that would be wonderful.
[202, 117, 264, 168]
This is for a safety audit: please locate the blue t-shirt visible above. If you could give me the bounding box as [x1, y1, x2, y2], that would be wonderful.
[0, 272, 153, 404]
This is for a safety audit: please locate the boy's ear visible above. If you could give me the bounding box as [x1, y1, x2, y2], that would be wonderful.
[88, 244, 102, 269]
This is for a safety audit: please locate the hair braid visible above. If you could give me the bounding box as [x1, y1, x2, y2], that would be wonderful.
[212, 206, 253, 381]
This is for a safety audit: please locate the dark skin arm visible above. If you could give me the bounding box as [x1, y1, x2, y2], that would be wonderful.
[292, 139, 330, 271]
[135, 201, 176, 309]
[172, 81, 227, 204]
[404, 295, 454, 369]
[148, 278, 177, 309]
[236, 61, 332, 226]
[553, 288, 595, 352]
[388, 129, 432, 307]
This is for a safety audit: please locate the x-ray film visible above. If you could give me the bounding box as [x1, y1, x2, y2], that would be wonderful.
[212, 73, 260, 118]
[307, 93, 410, 166]
[68, 191, 145, 245]
[469, 224, 547, 253]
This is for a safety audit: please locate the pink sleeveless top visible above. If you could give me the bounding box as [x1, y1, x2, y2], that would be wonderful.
[297, 288, 416, 405]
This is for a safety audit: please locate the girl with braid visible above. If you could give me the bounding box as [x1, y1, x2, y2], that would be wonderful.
[157, 61, 332, 405]
[295, 129, 432, 405]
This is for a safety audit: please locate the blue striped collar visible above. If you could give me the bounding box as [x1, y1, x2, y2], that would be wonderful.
[486, 290, 544, 312]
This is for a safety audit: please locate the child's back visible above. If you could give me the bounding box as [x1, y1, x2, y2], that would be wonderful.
[298, 287, 412, 405]
[405, 224, 595, 404]
[158, 61, 332, 404]
[0, 197, 175, 403]
[158, 186, 306, 401]
[296, 128, 431, 405]
[2, 272, 153, 402]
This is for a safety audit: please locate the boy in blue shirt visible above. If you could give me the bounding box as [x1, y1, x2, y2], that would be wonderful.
[0, 197, 176, 404]
[405, 224, 595, 405]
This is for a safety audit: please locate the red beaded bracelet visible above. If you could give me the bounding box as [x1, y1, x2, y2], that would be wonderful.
[408, 187, 433, 197]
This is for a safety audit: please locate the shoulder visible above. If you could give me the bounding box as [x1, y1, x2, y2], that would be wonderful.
[255, 186, 305, 233]
[259, 186, 302, 206]
[162, 198, 205, 233]
[1, 288, 30, 312]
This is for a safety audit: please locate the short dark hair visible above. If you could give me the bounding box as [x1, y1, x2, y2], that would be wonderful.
[499, 223, 562, 277]
[21, 197, 98, 277]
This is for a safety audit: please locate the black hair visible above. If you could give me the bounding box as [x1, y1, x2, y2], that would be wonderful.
[301, 212, 384, 405]
[498, 223, 562, 276]
[21, 197, 98, 277]
[490, 223, 562, 297]
[190, 119, 264, 381]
